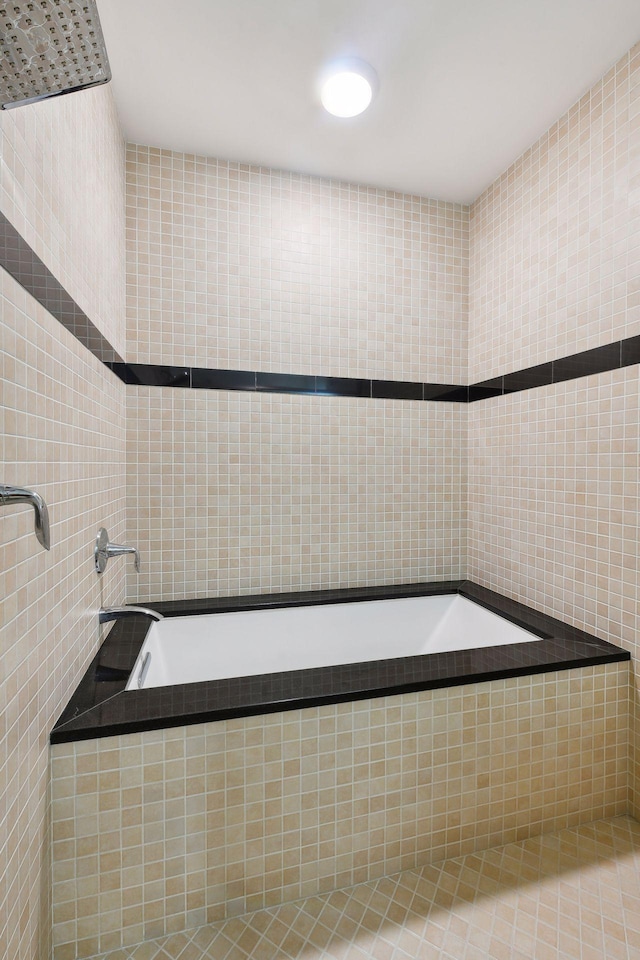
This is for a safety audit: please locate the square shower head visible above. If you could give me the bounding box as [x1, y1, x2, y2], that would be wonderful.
[0, 0, 111, 109]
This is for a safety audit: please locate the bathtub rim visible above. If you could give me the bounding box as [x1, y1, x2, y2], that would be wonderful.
[50, 579, 629, 743]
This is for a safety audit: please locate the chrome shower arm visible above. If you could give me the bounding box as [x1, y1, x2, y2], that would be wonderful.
[0, 484, 50, 550]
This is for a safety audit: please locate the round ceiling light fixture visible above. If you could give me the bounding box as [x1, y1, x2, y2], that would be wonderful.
[319, 58, 378, 118]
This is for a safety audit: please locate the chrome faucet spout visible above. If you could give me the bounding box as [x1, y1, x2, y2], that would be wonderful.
[99, 605, 164, 624]
[0, 484, 50, 550]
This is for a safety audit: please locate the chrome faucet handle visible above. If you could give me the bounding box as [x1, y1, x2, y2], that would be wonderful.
[95, 528, 140, 573]
[0, 484, 51, 550]
[106, 541, 141, 573]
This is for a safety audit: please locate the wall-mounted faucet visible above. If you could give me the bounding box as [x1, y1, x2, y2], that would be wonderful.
[95, 528, 140, 573]
[0, 484, 50, 550]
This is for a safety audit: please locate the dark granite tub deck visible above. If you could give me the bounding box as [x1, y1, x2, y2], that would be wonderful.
[50, 580, 629, 743]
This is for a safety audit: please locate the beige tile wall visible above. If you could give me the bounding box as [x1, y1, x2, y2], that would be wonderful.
[468, 369, 640, 816]
[467, 39, 640, 820]
[0, 88, 126, 960]
[49, 662, 629, 958]
[125, 145, 469, 383]
[469, 368, 639, 647]
[3, 30, 640, 960]
[0, 272, 126, 960]
[125, 389, 466, 602]
[469, 40, 640, 383]
[0, 89, 126, 356]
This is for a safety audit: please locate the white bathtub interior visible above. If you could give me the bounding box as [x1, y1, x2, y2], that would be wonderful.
[126, 594, 543, 691]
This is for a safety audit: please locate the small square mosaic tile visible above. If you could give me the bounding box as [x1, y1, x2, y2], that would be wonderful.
[125, 144, 469, 383]
[125, 389, 467, 601]
[49, 664, 628, 956]
[87, 815, 640, 960]
[469, 39, 640, 383]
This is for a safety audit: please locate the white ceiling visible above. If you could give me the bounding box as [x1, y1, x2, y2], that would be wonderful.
[97, 0, 640, 203]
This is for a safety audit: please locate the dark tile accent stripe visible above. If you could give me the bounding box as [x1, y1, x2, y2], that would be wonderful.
[552, 343, 621, 384]
[108, 363, 479, 402]
[256, 371, 316, 394]
[502, 363, 554, 394]
[316, 376, 370, 398]
[488, 342, 640, 399]
[2, 213, 640, 403]
[468, 379, 503, 401]
[192, 367, 256, 390]
[423, 384, 468, 401]
[0, 211, 123, 363]
[372, 379, 423, 400]
[428, 386, 469, 402]
[108, 363, 190, 387]
[107, 340, 640, 402]
[621, 336, 640, 368]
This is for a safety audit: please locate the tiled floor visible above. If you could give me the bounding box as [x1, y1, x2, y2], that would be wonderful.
[94, 816, 640, 960]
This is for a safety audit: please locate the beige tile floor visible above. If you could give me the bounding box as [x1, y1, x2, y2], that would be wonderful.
[94, 816, 640, 960]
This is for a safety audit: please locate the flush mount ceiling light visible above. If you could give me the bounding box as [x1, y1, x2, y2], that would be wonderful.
[319, 58, 378, 118]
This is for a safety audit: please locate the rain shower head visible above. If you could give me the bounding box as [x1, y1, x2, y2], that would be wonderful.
[0, 1, 111, 110]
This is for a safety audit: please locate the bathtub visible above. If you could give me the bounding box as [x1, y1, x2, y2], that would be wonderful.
[51, 580, 629, 743]
[127, 593, 540, 691]
[50, 579, 630, 960]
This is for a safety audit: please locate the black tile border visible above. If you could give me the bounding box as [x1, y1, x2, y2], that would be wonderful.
[192, 367, 255, 391]
[0, 211, 123, 364]
[111, 363, 190, 387]
[50, 579, 629, 743]
[372, 379, 423, 401]
[2, 212, 640, 402]
[316, 376, 370, 398]
[108, 363, 470, 402]
[553, 343, 621, 384]
[107, 340, 640, 403]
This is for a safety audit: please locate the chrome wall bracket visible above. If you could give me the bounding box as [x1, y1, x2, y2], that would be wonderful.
[95, 527, 140, 574]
